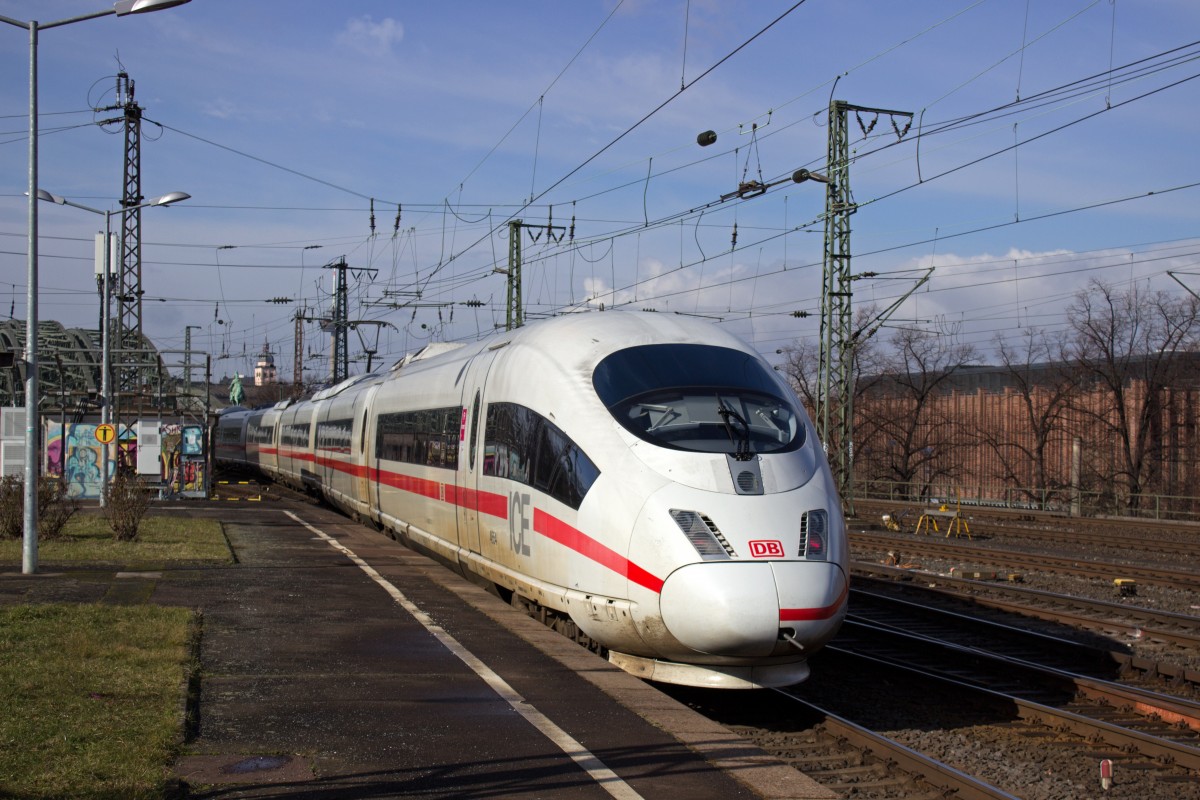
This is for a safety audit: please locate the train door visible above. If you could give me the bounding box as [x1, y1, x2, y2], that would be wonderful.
[456, 348, 500, 554]
[356, 384, 381, 524]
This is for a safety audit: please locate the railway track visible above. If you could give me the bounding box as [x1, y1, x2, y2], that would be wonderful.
[796, 646, 1200, 798]
[853, 498, 1200, 560]
[668, 685, 1022, 799]
[673, 573, 1200, 797]
[674, 632, 1200, 799]
[850, 530, 1200, 592]
[851, 565, 1200, 682]
[840, 596, 1200, 738]
[693, 610, 1200, 798]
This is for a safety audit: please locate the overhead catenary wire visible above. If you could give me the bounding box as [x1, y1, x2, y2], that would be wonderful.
[10, 5, 1197, 368]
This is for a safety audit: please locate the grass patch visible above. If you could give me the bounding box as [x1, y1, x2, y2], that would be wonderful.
[0, 512, 231, 568]
[0, 604, 195, 799]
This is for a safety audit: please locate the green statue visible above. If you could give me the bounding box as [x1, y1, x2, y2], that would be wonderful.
[229, 373, 244, 406]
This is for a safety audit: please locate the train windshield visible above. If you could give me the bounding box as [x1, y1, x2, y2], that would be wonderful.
[593, 344, 804, 456]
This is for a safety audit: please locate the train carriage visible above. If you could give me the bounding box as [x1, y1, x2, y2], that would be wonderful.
[245, 401, 286, 479]
[366, 342, 476, 565]
[312, 373, 384, 517]
[276, 396, 320, 492]
[214, 406, 250, 467]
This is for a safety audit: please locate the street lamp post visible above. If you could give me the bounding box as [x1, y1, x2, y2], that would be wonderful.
[1, 0, 192, 574]
[36, 190, 190, 506]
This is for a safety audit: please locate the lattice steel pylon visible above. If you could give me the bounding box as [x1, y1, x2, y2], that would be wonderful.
[505, 220, 523, 330]
[293, 308, 304, 387]
[501, 218, 564, 331]
[328, 257, 349, 383]
[115, 73, 144, 346]
[817, 100, 912, 516]
[95, 72, 159, 423]
[322, 258, 376, 382]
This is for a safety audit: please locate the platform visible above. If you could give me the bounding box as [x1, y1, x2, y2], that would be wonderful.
[2, 496, 833, 799]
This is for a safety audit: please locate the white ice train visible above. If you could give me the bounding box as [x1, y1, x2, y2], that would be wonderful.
[215, 311, 848, 689]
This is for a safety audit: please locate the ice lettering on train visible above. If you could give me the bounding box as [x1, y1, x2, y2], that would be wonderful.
[509, 491, 531, 556]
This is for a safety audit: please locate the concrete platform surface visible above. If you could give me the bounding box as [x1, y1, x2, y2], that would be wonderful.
[3, 494, 834, 799]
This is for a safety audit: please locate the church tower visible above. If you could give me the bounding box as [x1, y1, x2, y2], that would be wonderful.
[254, 339, 277, 386]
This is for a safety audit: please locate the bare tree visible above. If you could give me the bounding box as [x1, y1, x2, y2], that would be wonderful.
[1067, 281, 1200, 511]
[975, 327, 1080, 507]
[856, 324, 976, 500]
[777, 305, 885, 448]
[776, 337, 821, 421]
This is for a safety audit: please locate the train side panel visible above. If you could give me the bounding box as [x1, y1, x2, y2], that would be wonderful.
[369, 348, 474, 570]
[252, 403, 286, 480]
[277, 400, 319, 492]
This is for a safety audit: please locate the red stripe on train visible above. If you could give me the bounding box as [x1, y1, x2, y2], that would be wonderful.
[534, 508, 664, 594]
[779, 583, 848, 622]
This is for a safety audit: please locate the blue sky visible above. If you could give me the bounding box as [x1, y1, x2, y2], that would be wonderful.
[2, 0, 1198, 382]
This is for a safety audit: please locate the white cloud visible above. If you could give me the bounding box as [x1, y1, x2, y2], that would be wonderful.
[336, 16, 404, 58]
[202, 97, 238, 120]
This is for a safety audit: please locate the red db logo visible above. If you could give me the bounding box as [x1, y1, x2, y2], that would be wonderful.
[749, 540, 784, 558]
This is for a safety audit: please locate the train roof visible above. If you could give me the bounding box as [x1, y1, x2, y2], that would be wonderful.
[310, 371, 385, 401]
[388, 341, 466, 372]
[502, 310, 756, 362]
[378, 311, 762, 377]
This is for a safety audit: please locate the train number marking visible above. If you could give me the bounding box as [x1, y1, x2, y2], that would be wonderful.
[748, 540, 784, 558]
[509, 492, 532, 556]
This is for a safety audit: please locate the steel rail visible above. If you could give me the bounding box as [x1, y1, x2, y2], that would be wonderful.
[850, 530, 1200, 590]
[841, 614, 1200, 733]
[771, 689, 1022, 800]
[851, 564, 1200, 649]
[829, 632, 1200, 771]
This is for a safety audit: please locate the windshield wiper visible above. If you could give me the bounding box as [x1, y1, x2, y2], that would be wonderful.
[716, 397, 752, 461]
[636, 403, 678, 432]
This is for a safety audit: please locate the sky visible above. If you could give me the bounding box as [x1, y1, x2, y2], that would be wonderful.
[2, 0, 1199, 384]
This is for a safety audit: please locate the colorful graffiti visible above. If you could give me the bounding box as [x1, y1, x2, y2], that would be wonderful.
[167, 451, 207, 494]
[46, 422, 109, 499]
[44, 420, 208, 499]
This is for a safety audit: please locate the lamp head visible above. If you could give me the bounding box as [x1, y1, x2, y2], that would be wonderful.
[793, 168, 831, 185]
[114, 0, 191, 16]
[151, 191, 190, 206]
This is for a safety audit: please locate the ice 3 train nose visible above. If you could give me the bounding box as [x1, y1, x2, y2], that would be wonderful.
[659, 560, 847, 658]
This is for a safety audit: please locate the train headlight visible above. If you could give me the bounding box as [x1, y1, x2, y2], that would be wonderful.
[801, 510, 828, 561]
[670, 509, 736, 560]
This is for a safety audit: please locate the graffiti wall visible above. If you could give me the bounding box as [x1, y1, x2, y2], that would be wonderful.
[45, 422, 109, 499]
[44, 420, 207, 499]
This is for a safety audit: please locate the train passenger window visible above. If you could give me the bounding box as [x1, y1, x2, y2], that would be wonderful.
[375, 406, 461, 470]
[247, 420, 274, 444]
[593, 343, 805, 456]
[483, 402, 599, 510]
[281, 422, 311, 448]
[316, 419, 353, 453]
